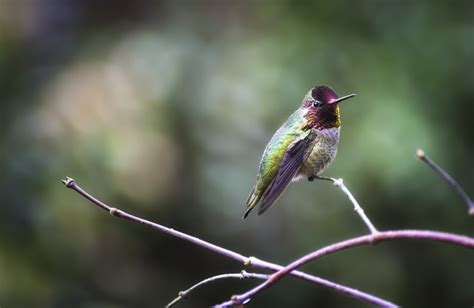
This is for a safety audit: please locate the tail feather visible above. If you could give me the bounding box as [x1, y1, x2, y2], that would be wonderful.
[243, 186, 262, 219]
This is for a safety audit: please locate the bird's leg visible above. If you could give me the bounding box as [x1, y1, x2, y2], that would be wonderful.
[308, 175, 333, 182]
[313, 175, 335, 182]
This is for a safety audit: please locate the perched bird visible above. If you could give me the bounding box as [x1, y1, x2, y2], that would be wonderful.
[243, 85, 355, 218]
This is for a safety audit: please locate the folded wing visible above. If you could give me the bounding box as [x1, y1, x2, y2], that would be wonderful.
[258, 130, 316, 215]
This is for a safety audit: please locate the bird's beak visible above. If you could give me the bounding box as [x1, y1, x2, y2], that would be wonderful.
[331, 94, 356, 104]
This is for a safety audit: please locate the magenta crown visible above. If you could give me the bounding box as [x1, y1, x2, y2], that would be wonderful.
[311, 85, 338, 104]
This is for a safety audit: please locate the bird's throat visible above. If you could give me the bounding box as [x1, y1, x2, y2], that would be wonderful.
[303, 105, 341, 130]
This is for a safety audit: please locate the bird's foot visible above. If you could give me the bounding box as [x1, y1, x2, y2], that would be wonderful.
[308, 176, 315, 182]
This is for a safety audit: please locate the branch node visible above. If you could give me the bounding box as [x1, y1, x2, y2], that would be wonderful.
[244, 257, 254, 267]
[415, 148, 425, 159]
[240, 270, 249, 278]
[109, 208, 118, 216]
[61, 177, 76, 188]
[332, 178, 344, 187]
[469, 208, 474, 216]
[369, 232, 383, 245]
[178, 291, 186, 299]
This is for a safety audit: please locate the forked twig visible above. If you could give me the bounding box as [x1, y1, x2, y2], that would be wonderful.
[61, 177, 397, 307]
[166, 271, 269, 307]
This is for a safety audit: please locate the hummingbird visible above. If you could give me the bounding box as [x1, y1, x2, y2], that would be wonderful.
[243, 85, 356, 218]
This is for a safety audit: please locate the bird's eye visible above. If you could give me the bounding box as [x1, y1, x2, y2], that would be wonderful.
[312, 101, 322, 108]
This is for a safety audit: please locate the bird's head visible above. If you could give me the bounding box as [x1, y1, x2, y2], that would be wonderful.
[301, 85, 355, 130]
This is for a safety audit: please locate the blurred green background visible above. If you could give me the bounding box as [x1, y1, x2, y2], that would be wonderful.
[1, 1, 473, 307]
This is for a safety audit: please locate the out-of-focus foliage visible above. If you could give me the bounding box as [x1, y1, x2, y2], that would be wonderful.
[1, 1, 473, 307]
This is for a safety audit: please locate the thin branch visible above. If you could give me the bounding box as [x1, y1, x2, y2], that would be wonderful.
[166, 271, 269, 308]
[416, 149, 474, 216]
[216, 230, 474, 307]
[62, 177, 243, 261]
[62, 177, 397, 307]
[317, 176, 378, 234]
